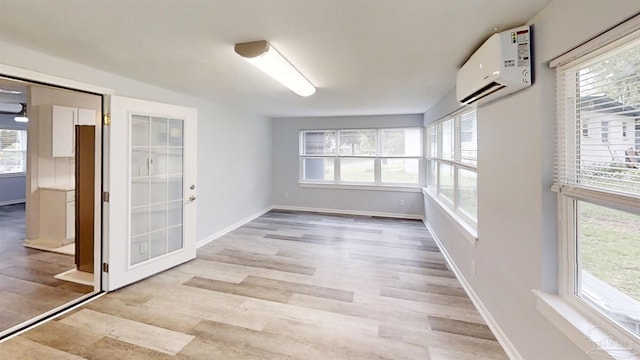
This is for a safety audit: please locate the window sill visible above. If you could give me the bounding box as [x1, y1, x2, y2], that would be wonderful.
[298, 182, 422, 193]
[534, 290, 640, 360]
[422, 187, 478, 246]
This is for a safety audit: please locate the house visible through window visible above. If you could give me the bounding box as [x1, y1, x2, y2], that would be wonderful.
[555, 28, 640, 341]
[300, 128, 422, 186]
[0, 129, 27, 175]
[425, 109, 477, 226]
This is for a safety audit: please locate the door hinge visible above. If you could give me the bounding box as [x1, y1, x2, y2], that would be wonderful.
[103, 113, 111, 126]
[102, 262, 109, 273]
[102, 191, 110, 202]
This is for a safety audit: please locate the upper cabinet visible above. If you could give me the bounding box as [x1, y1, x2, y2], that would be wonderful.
[39, 105, 96, 158]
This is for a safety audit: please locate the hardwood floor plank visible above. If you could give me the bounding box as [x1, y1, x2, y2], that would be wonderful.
[184, 276, 293, 303]
[199, 249, 316, 275]
[0, 337, 86, 360]
[20, 320, 103, 356]
[60, 309, 195, 355]
[428, 316, 497, 341]
[242, 275, 355, 302]
[349, 252, 449, 270]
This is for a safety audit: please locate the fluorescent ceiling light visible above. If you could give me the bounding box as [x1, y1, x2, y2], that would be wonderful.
[0, 88, 22, 95]
[14, 116, 28, 123]
[234, 40, 316, 97]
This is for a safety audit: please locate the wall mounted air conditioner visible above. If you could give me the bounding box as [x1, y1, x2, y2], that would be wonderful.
[456, 25, 532, 105]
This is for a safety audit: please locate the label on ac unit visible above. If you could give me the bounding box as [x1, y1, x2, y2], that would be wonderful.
[518, 43, 530, 67]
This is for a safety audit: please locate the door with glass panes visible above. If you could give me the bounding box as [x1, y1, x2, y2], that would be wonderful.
[105, 96, 197, 291]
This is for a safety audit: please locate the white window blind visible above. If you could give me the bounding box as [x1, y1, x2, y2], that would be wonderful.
[556, 33, 640, 197]
[0, 129, 27, 175]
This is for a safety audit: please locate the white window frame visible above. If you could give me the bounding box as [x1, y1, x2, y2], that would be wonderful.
[0, 128, 27, 177]
[543, 17, 640, 359]
[299, 127, 423, 189]
[424, 108, 478, 233]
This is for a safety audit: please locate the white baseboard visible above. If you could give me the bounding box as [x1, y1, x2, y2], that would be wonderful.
[196, 206, 273, 248]
[423, 219, 523, 360]
[272, 205, 423, 220]
[0, 199, 25, 206]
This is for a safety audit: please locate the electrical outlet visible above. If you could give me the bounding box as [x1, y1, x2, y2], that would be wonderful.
[284, 192, 290, 199]
[400, 200, 405, 207]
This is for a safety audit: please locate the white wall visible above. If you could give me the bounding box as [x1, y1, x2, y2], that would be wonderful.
[0, 113, 26, 205]
[272, 114, 424, 217]
[423, 1, 640, 359]
[0, 40, 272, 244]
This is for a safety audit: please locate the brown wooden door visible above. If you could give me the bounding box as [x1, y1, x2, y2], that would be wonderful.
[75, 125, 95, 273]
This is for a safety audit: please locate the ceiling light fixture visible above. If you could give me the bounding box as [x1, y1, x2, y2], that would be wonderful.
[0, 88, 22, 95]
[14, 103, 28, 123]
[234, 40, 316, 97]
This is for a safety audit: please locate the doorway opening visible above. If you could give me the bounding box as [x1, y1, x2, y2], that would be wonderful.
[0, 76, 102, 337]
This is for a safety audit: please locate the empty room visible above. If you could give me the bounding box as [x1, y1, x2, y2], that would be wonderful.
[0, 1, 639, 359]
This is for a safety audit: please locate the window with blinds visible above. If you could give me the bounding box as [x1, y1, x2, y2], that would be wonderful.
[0, 129, 27, 175]
[556, 35, 640, 196]
[555, 28, 640, 341]
[425, 109, 478, 225]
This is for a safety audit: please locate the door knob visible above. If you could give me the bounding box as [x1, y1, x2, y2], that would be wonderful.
[189, 195, 196, 201]
[190, 185, 195, 190]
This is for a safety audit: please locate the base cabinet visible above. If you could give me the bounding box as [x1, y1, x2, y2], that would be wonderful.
[39, 188, 75, 246]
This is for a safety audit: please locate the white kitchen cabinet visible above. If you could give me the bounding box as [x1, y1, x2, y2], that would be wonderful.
[39, 105, 96, 158]
[39, 187, 75, 246]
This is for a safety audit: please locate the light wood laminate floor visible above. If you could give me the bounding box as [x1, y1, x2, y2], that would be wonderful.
[0, 204, 93, 334]
[0, 210, 508, 359]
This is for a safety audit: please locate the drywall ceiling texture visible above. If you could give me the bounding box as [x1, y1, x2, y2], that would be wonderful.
[423, 0, 640, 359]
[0, 0, 550, 117]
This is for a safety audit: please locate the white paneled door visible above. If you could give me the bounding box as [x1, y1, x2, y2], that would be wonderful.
[105, 96, 197, 291]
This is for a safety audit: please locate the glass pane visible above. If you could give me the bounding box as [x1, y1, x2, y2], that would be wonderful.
[427, 160, 437, 188]
[339, 130, 376, 156]
[441, 119, 454, 161]
[380, 128, 422, 157]
[167, 148, 183, 174]
[429, 126, 438, 157]
[0, 129, 27, 174]
[460, 111, 477, 166]
[302, 131, 336, 155]
[151, 117, 168, 146]
[149, 203, 167, 232]
[131, 149, 149, 177]
[169, 119, 183, 147]
[168, 176, 183, 201]
[131, 115, 149, 147]
[131, 234, 149, 265]
[381, 158, 419, 184]
[168, 200, 182, 227]
[150, 230, 167, 259]
[340, 158, 374, 182]
[457, 169, 477, 221]
[303, 158, 334, 181]
[439, 163, 454, 202]
[168, 226, 183, 252]
[131, 178, 149, 208]
[131, 206, 149, 237]
[149, 176, 167, 205]
[149, 148, 167, 176]
[577, 201, 640, 337]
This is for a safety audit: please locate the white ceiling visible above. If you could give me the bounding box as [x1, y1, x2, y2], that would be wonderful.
[0, 0, 550, 117]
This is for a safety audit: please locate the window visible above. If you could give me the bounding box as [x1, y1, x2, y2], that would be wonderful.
[556, 29, 640, 342]
[0, 129, 27, 175]
[425, 109, 477, 226]
[300, 128, 422, 186]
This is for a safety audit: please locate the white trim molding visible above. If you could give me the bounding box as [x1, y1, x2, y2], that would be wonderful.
[423, 219, 523, 360]
[535, 291, 640, 360]
[272, 205, 424, 220]
[196, 206, 273, 248]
